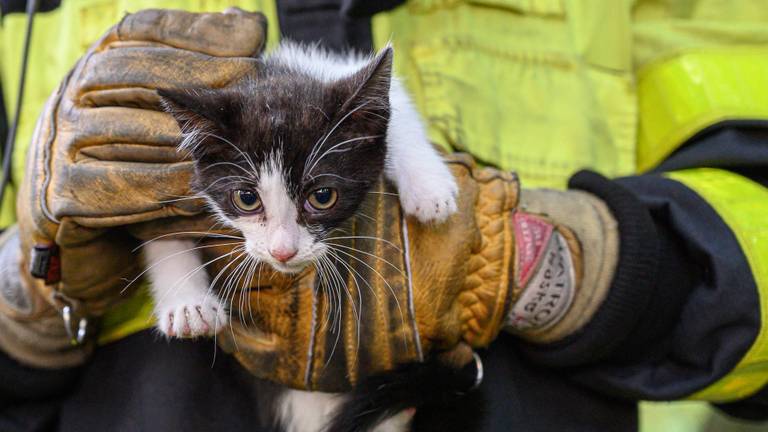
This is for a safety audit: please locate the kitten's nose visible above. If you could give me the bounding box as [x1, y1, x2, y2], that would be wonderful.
[270, 248, 297, 263]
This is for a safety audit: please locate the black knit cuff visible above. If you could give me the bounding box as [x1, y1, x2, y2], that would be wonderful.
[520, 170, 659, 367]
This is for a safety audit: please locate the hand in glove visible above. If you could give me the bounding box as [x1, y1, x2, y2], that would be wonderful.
[0, 8, 266, 368]
[216, 154, 621, 393]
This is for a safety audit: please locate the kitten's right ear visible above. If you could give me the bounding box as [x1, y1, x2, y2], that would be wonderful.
[159, 88, 212, 130]
[158, 88, 233, 156]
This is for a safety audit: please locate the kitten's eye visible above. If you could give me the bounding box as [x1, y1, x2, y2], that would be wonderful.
[306, 188, 338, 211]
[232, 189, 263, 213]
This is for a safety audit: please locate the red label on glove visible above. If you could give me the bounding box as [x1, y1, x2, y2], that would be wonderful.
[513, 212, 553, 288]
[508, 213, 576, 332]
[30, 243, 61, 285]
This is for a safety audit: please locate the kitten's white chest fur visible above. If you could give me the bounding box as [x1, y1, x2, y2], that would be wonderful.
[277, 389, 415, 432]
[145, 41, 457, 431]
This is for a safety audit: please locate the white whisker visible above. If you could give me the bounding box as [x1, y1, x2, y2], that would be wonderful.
[122, 241, 244, 293]
[326, 242, 404, 275]
[305, 134, 382, 177]
[323, 235, 401, 252]
[326, 245, 406, 333]
[304, 101, 371, 174]
[133, 232, 244, 252]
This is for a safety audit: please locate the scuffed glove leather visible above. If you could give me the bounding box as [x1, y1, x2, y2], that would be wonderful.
[216, 154, 620, 392]
[2, 8, 266, 368]
[215, 154, 519, 391]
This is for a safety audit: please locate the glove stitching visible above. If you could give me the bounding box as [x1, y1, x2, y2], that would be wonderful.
[39, 77, 68, 225]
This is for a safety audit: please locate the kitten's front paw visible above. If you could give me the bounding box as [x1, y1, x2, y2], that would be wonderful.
[156, 297, 228, 338]
[398, 170, 458, 224]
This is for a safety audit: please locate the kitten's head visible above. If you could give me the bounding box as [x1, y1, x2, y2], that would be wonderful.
[160, 47, 392, 274]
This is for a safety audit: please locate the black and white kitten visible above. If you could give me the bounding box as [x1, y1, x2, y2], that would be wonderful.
[148, 42, 459, 431]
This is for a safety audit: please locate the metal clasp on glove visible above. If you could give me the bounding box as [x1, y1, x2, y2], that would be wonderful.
[29, 243, 88, 345]
[61, 304, 88, 346]
[50, 292, 89, 346]
[470, 351, 484, 391]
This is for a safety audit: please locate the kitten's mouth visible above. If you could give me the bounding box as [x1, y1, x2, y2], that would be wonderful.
[268, 260, 310, 274]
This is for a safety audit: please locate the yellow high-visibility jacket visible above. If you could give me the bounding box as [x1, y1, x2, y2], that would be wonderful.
[1, 0, 767, 429]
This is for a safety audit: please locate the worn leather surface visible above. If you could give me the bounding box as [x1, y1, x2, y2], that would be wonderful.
[9, 8, 266, 368]
[217, 154, 521, 391]
[0, 226, 90, 368]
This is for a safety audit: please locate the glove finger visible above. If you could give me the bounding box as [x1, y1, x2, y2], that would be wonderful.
[60, 107, 182, 162]
[126, 214, 231, 243]
[116, 9, 267, 57]
[79, 88, 161, 111]
[49, 106, 202, 226]
[73, 47, 257, 108]
[51, 159, 201, 228]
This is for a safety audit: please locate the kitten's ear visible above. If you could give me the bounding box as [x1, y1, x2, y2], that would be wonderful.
[338, 46, 393, 127]
[307, 48, 393, 186]
[158, 88, 235, 156]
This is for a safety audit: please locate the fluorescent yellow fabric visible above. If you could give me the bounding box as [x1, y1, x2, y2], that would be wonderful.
[632, 0, 768, 171]
[667, 169, 768, 402]
[98, 287, 155, 345]
[0, 0, 767, 404]
[632, 0, 768, 72]
[0, 0, 280, 228]
[371, 0, 768, 188]
[372, 0, 637, 189]
[638, 49, 768, 172]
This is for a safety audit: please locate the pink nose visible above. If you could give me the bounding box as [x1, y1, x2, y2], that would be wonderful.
[270, 248, 297, 263]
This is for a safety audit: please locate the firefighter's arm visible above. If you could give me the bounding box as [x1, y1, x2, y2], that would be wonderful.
[505, 7, 768, 417]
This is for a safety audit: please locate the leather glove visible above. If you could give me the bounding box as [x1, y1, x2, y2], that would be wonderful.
[1, 8, 266, 369]
[215, 153, 621, 392]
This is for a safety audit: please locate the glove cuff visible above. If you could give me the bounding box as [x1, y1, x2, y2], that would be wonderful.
[503, 185, 619, 344]
[519, 171, 659, 366]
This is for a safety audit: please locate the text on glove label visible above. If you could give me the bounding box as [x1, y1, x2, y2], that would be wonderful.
[508, 217, 575, 332]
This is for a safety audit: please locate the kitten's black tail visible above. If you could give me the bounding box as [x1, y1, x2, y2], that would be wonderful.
[325, 345, 485, 432]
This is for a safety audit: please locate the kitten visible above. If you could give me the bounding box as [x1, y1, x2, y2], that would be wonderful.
[147, 42, 460, 431]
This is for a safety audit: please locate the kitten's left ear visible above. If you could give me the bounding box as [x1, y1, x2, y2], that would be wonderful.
[338, 46, 393, 126]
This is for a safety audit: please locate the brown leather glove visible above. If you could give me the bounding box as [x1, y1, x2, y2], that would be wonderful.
[214, 153, 620, 392]
[4, 9, 619, 389]
[1, 8, 266, 368]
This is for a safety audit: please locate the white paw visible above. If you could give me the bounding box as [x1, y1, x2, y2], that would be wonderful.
[398, 169, 458, 224]
[155, 296, 227, 338]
